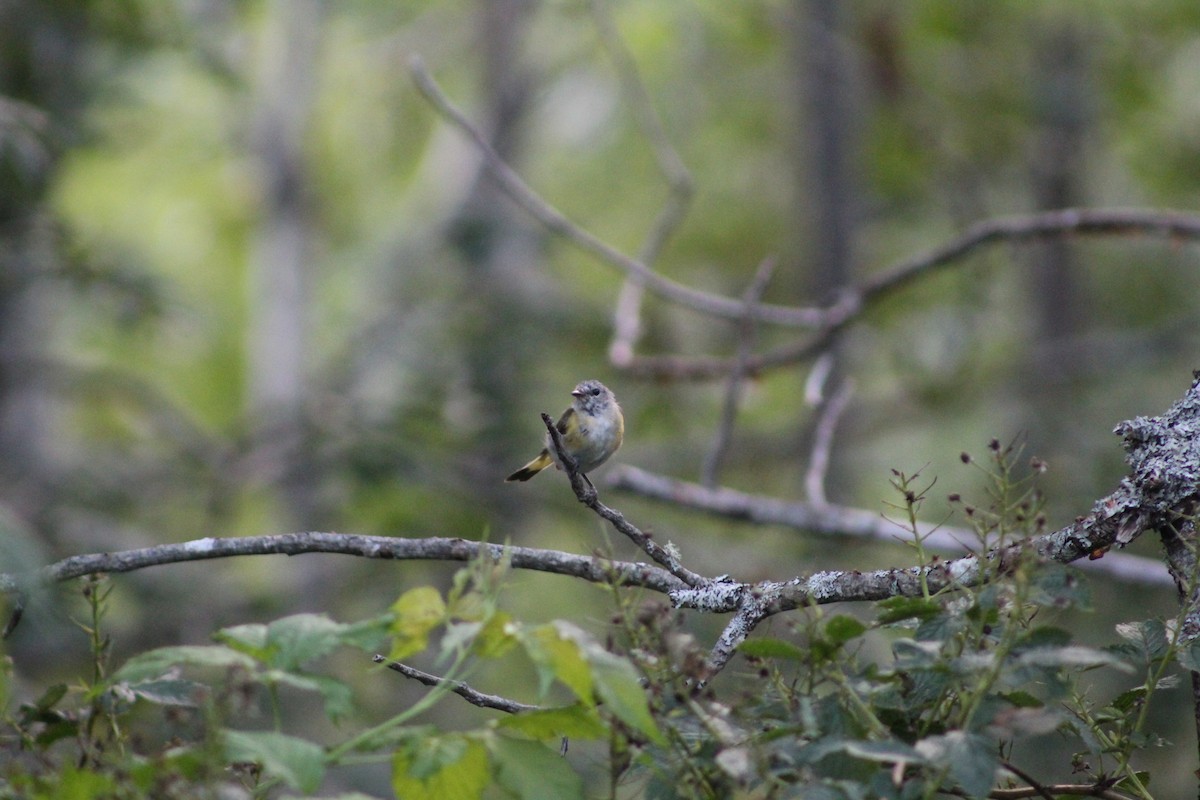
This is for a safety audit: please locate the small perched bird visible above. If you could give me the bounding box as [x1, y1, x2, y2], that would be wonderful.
[506, 379, 624, 482]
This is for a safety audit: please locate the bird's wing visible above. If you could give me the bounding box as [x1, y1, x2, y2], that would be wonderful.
[555, 406, 577, 435]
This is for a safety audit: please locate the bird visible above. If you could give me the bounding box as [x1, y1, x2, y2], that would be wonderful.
[506, 379, 624, 483]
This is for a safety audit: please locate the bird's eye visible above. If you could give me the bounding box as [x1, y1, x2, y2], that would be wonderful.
[591, 387, 601, 396]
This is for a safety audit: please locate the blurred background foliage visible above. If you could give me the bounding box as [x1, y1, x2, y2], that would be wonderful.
[3, 0, 1200, 794]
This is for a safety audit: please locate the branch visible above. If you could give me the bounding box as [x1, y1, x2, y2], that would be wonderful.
[0, 533, 686, 599]
[681, 372, 1200, 677]
[408, 54, 822, 328]
[607, 465, 1172, 587]
[860, 207, 1200, 302]
[701, 256, 776, 487]
[540, 413, 708, 588]
[622, 208, 1200, 381]
[587, 0, 695, 367]
[372, 656, 537, 714]
[803, 375, 854, 507]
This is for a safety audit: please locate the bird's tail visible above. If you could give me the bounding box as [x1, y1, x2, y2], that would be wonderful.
[505, 450, 554, 482]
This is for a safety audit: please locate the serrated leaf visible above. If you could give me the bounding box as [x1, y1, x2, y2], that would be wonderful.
[489, 734, 585, 800]
[113, 645, 257, 683]
[392, 735, 488, 800]
[1110, 686, 1147, 713]
[825, 615, 867, 644]
[1115, 620, 1169, 661]
[738, 637, 806, 660]
[498, 703, 607, 740]
[224, 729, 325, 794]
[389, 587, 447, 661]
[915, 731, 997, 799]
[265, 613, 355, 670]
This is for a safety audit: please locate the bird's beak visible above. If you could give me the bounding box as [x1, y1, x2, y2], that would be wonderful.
[571, 390, 585, 399]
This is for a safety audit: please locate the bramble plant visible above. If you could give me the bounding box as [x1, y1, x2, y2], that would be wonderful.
[0, 442, 1192, 799]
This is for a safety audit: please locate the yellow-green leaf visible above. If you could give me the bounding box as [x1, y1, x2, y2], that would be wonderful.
[389, 587, 447, 660]
[392, 735, 488, 800]
[498, 703, 608, 741]
[522, 624, 593, 703]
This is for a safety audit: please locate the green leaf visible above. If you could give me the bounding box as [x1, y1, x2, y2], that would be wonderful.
[440, 620, 485, 658]
[1115, 619, 1169, 661]
[223, 729, 326, 794]
[876, 596, 942, 625]
[825, 615, 867, 644]
[121, 678, 206, 707]
[915, 731, 997, 799]
[489, 734, 585, 800]
[216, 623, 271, 660]
[1013, 625, 1073, 651]
[841, 739, 924, 764]
[30, 683, 68, 714]
[264, 613, 356, 670]
[498, 703, 608, 741]
[738, 637, 806, 660]
[524, 622, 662, 744]
[390, 587, 447, 660]
[1001, 690, 1044, 709]
[1015, 645, 1133, 672]
[113, 645, 257, 683]
[588, 647, 664, 745]
[392, 734, 488, 800]
[521, 623, 593, 703]
[473, 611, 518, 659]
[337, 614, 395, 653]
[263, 669, 355, 721]
[1030, 564, 1091, 610]
[39, 765, 118, 798]
[1177, 639, 1200, 673]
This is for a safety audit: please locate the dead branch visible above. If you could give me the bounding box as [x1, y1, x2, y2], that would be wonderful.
[373, 656, 538, 714]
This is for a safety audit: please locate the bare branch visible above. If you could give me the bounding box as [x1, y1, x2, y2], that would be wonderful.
[860, 207, 1200, 302]
[623, 208, 1200, 381]
[540, 413, 708, 588]
[608, 464, 1172, 587]
[408, 54, 820, 328]
[588, 0, 695, 367]
[373, 656, 538, 714]
[0, 533, 687, 598]
[701, 256, 776, 487]
[804, 376, 854, 506]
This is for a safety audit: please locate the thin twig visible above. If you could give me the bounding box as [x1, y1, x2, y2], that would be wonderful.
[998, 760, 1058, 800]
[373, 656, 538, 714]
[539, 413, 708, 588]
[804, 376, 854, 506]
[588, 0, 695, 367]
[701, 257, 776, 487]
